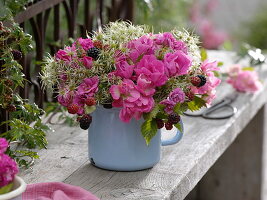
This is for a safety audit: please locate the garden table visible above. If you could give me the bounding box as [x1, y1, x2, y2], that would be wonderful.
[20, 51, 267, 200]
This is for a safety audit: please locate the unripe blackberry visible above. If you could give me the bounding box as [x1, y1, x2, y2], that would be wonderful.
[67, 104, 79, 114]
[87, 47, 100, 60]
[93, 41, 103, 49]
[85, 97, 96, 106]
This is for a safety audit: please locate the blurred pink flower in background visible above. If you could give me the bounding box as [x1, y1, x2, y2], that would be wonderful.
[227, 64, 262, 93]
[189, 0, 228, 49]
[199, 20, 228, 49]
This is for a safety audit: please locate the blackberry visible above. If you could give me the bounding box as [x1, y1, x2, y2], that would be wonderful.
[87, 47, 100, 60]
[11, 50, 22, 61]
[4, 79, 13, 87]
[103, 103, 112, 109]
[185, 91, 194, 102]
[79, 114, 92, 130]
[197, 75, 206, 87]
[4, 95, 12, 103]
[165, 122, 173, 130]
[6, 104, 16, 112]
[168, 113, 180, 124]
[155, 118, 164, 129]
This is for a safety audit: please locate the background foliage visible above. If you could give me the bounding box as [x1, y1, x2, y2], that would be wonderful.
[0, 0, 49, 168]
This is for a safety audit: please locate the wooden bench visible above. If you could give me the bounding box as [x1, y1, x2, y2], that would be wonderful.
[20, 51, 267, 200]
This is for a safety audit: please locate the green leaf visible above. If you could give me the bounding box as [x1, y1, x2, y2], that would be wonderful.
[218, 62, 224, 67]
[200, 48, 208, 61]
[143, 103, 162, 120]
[85, 105, 96, 114]
[187, 96, 206, 112]
[242, 67, 255, 71]
[174, 123, 183, 133]
[173, 103, 181, 114]
[223, 40, 233, 51]
[141, 119, 158, 145]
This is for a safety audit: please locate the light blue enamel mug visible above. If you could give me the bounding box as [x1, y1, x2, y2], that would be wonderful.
[88, 106, 183, 171]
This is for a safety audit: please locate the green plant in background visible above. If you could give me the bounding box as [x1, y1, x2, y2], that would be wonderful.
[134, 0, 192, 32]
[0, 0, 49, 168]
[241, 3, 267, 50]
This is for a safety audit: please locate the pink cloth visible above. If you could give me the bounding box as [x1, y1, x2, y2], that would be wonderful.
[22, 182, 99, 200]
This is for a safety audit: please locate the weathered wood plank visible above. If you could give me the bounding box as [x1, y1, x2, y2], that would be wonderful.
[19, 125, 88, 183]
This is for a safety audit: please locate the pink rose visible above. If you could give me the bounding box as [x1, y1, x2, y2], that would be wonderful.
[127, 35, 155, 63]
[135, 55, 167, 87]
[77, 38, 94, 50]
[154, 32, 188, 53]
[110, 79, 155, 123]
[164, 51, 192, 77]
[227, 70, 262, 93]
[0, 138, 8, 154]
[0, 154, 19, 187]
[57, 91, 75, 107]
[82, 56, 93, 69]
[77, 76, 99, 96]
[56, 50, 71, 61]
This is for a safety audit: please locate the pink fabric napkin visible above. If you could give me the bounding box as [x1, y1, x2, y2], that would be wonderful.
[22, 182, 99, 200]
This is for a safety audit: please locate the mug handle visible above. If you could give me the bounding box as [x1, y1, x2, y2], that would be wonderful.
[161, 121, 183, 146]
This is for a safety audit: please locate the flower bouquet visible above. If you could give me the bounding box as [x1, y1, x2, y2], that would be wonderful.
[41, 21, 220, 144]
[0, 138, 26, 199]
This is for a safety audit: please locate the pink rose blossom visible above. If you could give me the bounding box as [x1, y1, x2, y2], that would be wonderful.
[227, 64, 242, 76]
[136, 75, 156, 96]
[135, 55, 167, 87]
[77, 76, 99, 96]
[164, 51, 192, 77]
[57, 91, 75, 107]
[160, 99, 176, 114]
[0, 138, 8, 154]
[160, 88, 185, 114]
[114, 53, 134, 79]
[82, 56, 93, 69]
[154, 32, 188, 53]
[77, 38, 93, 50]
[199, 20, 228, 50]
[110, 79, 155, 122]
[127, 35, 155, 63]
[227, 70, 262, 93]
[0, 154, 19, 187]
[169, 88, 185, 103]
[191, 60, 221, 105]
[56, 49, 71, 61]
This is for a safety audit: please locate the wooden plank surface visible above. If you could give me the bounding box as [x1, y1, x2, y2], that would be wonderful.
[20, 51, 267, 200]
